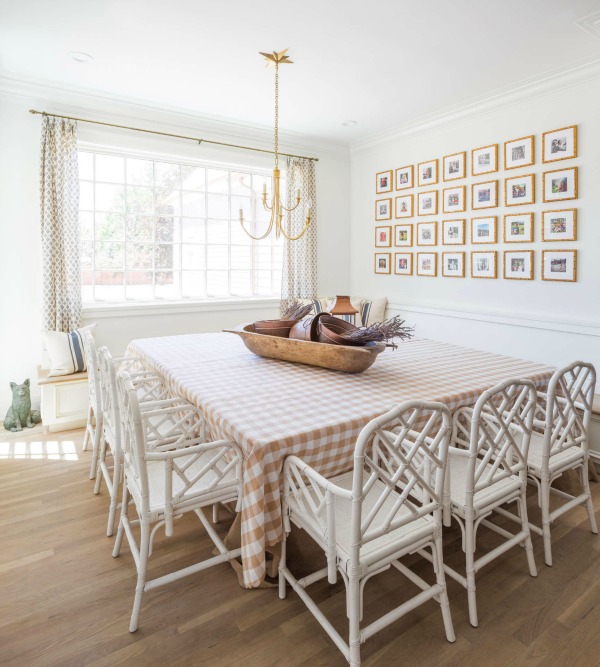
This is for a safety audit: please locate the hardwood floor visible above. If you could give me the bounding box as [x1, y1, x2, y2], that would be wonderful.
[1, 426, 600, 666]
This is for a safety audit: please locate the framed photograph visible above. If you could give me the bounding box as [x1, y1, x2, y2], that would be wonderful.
[471, 216, 497, 244]
[395, 165, 414, 190]
[542, 209, 577, 242]
[542, 125, 577, 163]
[442, 219, 466, 245]
[394, 223, 413, 247]
[417, 221, 437, 246]
[505, 174, 535, 206]
[417, 190, 438, 216]
[504, 213, 534, 243]
[394, 252, 413, 275]
[471, 180, 498, 210]
[394, 194, 414, 218]
[376, 170, 393, 194]
[504, 135, 534, 170]
[417, 252, 437, 277]
[442, 251, 465, 278]
[542, 249, 577, 282]
[504, 250, 534, 280]
[443, 151, 466, 181]
[418, 159, 438, 186]
[374, 252, 391, 274]
[471, 251, 497, 279]
[543, 167, 578, 202]
[375, 225, 392, 247]
[375, 198, 392, 221]
[442, 186, 466, 213]
[471, 144, 498, 176]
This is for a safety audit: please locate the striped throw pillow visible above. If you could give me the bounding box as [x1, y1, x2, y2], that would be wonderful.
[42, 324, 96, 377]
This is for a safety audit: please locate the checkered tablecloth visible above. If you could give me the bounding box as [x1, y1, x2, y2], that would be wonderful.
[126, 333, 555, 588]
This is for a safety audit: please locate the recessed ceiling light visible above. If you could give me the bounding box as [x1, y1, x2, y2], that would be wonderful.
[70, 52, 94, 63]
[342, 120, 358, 127]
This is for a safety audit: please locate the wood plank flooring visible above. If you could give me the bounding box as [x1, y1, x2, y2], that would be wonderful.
[1, 426, 600, 666]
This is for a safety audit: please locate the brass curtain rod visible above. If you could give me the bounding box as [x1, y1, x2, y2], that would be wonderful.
[28, 109, 319, 162]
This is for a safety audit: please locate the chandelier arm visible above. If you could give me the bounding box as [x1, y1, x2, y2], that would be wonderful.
[279, 218, 311, 241]
[280, 201, 302, 213]
[239, 218, 275, 241]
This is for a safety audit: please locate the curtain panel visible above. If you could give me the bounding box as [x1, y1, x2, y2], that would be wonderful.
[40, 116, 81, 332]
[280, 157, 318, 314]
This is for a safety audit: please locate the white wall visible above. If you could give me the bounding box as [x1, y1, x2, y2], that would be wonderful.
[0, 82, 350, 414]
[350, 69, 600, 382]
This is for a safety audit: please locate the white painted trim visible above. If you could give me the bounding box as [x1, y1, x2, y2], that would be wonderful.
[82, 297, 280, 319]
[386, 302, 600, 338]
[351, 56, 600, 152]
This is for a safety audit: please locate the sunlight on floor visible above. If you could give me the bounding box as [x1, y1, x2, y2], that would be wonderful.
[0, 441, 79, 460]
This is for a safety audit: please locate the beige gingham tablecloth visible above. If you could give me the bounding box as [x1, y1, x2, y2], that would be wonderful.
[126, 333, 555, 588]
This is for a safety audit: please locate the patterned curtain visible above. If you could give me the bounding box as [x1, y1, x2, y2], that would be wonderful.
[40, 116, 81, 332]
[280, 157, 318, 315]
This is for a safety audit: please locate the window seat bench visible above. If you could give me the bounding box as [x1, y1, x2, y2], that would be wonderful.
[38, 367, 89, 433]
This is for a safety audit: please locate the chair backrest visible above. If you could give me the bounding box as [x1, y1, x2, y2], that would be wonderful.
[462, 378, 536, 506]
[97, 346, 122, 451]
[350, 400, 452, 560]
[81, 329, 102, 414]
[540, 361, 596, 463]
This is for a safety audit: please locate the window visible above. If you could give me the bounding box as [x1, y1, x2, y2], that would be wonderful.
[78, 149, 283, 303]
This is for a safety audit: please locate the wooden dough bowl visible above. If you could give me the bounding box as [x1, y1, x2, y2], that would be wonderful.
[224, 324, 386, 373]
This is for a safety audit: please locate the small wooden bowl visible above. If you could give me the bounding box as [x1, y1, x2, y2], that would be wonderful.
[317, 315, 363, 346]
[253, 319, 297, 338]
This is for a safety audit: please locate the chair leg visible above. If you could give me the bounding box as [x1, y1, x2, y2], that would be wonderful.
[580, 462, 598, 534]
[94, 437, 108, 495]
[107, 455, 121, 537]
[432, 534, 456, 642]
[517, 491, 537, 577]
[465, 518, 478, 628]
[89, 413, 103, 480]
[112, 482, 129, 558]
[212, 503, 220, 524]
[278, 529, 288, 600]
[348, 575, 362, 667]
[540, 476, 553, 567]
[82, 407, 92, 451]
[129, 519, 150, 633]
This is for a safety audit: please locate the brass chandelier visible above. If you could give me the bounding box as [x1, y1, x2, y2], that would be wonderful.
[239, 49, 312, 241]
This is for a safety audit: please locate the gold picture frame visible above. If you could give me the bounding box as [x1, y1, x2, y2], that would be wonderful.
[442, 251, 466, 278]
[542, 125, 577, 163]
[394, 223, 413, 247]
[418, 159, 438, 186]
[504, 250, 534, 280]
[442, 219, 466, 245]
[375, 225, 392, 247]
[541, 209, 577, 242]
[505, 173, 535, 207]
[394, 194, 414, 218]
[395, 165, 414, 190]
[394, 252, 413, 275]
[471, 144, 498, 176]
[443, 151, 466, 181]
[417, 221, 437, 246]
[416, 252, 438, 277]
[442, 185, 466, 213]
[417, 190, 438, 216]
[376, 170, 393, 194]
[504, 213, 534, 243]
[471, 251, 497, 279]
[471, 180, 498, 210]
[542, 167, 578, 203]
[542, 249, 577, 282]
[471, 216, 497, 244]
[375, 198, 392, 220]
[504, 135, 534, 170]
[374, 252, 391, 274]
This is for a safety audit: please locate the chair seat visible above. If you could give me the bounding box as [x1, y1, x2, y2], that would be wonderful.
[526, 432, 585, 477]
[286, 470, 436, 572]
[126, 450, 238, 514]
[447, 452, 522, 517]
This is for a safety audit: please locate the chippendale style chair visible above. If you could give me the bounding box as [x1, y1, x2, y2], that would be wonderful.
[279, 400, 455, 667]
[113, 371, 243, 632]
[81, 329, 103, 481]
[443, 378, 538, 627]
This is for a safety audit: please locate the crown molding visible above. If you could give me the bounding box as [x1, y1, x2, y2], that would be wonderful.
[575, 10, 600, 40]
[0, 71, 349, 160]
[350, 55, 600, 153]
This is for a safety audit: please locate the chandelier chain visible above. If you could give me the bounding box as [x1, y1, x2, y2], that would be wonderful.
[274, 61, 279, 168]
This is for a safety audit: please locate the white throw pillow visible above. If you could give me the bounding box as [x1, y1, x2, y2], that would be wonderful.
[42, 324, 97, 376]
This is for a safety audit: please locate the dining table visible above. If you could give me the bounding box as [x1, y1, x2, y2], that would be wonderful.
[126, 332, 555, 589]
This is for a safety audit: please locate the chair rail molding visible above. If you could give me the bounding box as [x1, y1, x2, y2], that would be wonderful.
[387, 302, 600, 338]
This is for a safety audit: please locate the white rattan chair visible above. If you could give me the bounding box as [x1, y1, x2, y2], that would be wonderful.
[279, 400, 455, 667]
[81, 329, 103, 480]
[523, 362, 597, 566]
[443, 378, 538, 627]
[113, 370, 243, 633]
[94, 347, 172, 536]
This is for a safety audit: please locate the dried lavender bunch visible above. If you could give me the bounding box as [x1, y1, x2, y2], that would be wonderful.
[343, 315, 414, 349]
[281, 300, 314, 321]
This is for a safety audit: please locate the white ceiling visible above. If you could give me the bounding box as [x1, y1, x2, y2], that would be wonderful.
[1, 0, 600, 143]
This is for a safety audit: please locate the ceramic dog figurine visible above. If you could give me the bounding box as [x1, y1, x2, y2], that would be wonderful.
[3, 379, 42, 432]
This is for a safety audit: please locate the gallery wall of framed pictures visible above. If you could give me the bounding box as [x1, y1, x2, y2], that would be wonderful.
[372, 124, 579, 283]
